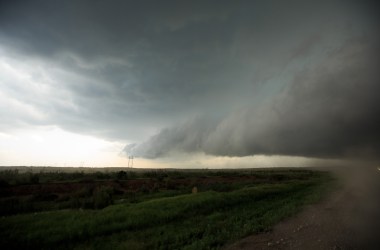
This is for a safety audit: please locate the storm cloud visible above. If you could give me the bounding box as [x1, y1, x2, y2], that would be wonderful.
[0, 0, 379, 163]
[125, 37, 380, 159]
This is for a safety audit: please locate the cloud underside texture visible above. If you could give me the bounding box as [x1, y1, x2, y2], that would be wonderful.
[125, 39, 380, 159]
[0, 0, 379, 160]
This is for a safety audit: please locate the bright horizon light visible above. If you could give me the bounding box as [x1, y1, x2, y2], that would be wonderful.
[0, 127, 356, 169]
[0, 127, 131, 167]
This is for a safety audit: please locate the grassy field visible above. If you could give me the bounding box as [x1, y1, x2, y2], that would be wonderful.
[0, 168, 334, 249]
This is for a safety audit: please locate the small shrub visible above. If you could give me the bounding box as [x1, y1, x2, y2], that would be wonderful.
[29, 174, 40, 184]
[139, 184, 150, 194]
[93, 186, 114, 209]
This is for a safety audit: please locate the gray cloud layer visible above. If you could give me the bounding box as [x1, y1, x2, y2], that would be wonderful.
[0, 0, 379, 159]
[125, 38, 380, 159]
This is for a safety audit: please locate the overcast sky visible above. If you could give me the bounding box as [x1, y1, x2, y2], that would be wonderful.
[0, 0, 379, 168]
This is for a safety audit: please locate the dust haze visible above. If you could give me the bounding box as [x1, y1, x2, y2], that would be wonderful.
[318, 165, 380, 249]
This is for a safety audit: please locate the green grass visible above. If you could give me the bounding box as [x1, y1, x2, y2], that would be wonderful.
[0, 170, 334, 250]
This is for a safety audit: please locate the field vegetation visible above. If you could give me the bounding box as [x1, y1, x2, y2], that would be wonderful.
[0, 167, 334, 249]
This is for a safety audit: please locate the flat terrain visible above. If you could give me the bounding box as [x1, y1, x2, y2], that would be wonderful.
[0, 168, 332, 249]
[225, 166, 380, 250]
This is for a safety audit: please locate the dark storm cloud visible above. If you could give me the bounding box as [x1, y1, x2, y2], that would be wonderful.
[0, 0, 379, 159]
[124, 115, 220, 158]
[125, 37, 380, 159]
[0, 0, 242, 140]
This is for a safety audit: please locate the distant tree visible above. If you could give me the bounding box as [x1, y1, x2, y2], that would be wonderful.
[117, 171, 128, 180]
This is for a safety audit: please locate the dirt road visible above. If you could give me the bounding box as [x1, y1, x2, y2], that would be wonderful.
[225, 166, 380, 250]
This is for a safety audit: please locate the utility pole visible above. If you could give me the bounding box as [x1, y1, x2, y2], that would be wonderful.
[128, 156, 134, 168]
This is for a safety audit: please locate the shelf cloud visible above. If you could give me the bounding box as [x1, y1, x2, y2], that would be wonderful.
[0, 0, 379, 165]
[124, 38, 380, 159]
